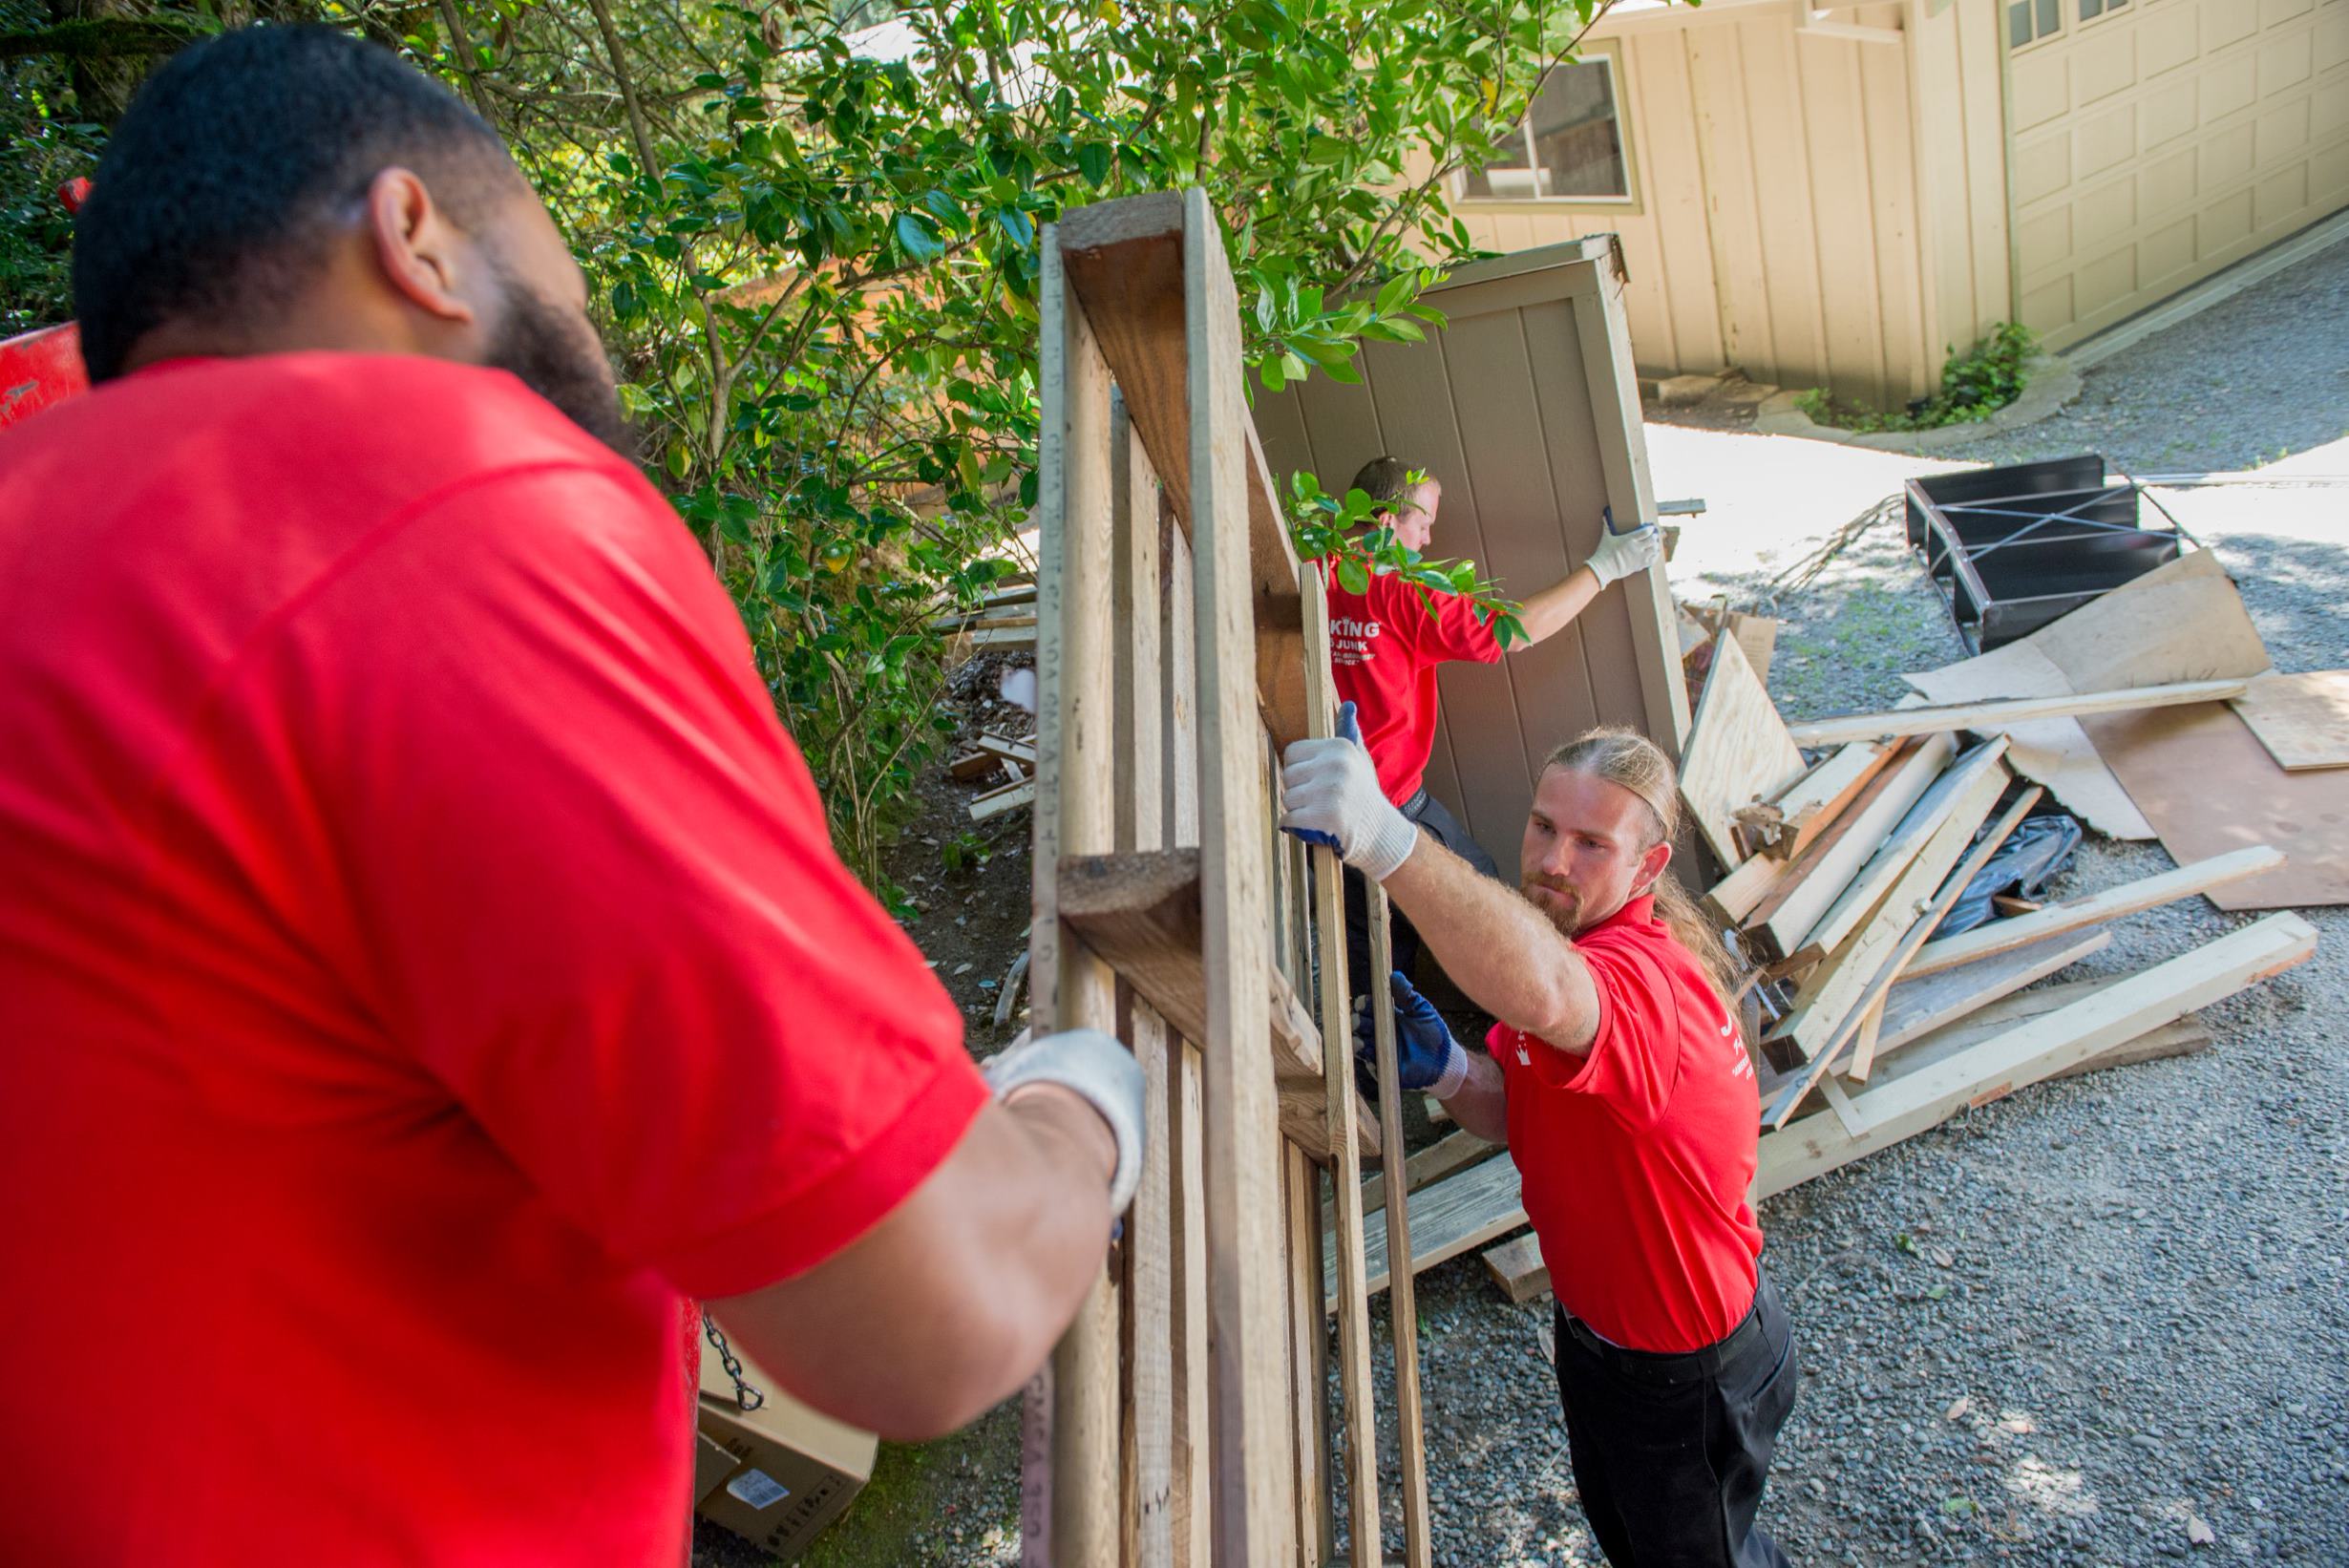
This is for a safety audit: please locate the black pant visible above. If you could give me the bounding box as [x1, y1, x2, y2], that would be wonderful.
[1553, 1273, 1798, 1568]
[1343, 788, 1502, 1000]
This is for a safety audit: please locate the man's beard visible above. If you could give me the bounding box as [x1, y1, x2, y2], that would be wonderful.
[1521, 875, 1587, 937]
[483, 267, 634, 458]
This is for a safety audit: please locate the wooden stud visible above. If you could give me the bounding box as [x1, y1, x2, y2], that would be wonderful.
[1900, 844, 2285, 980]
[1782, 678, 2251, 748]
[1758, 914, 2318, 1197]
[1301, 563, 1385, 1565]
[1760, 740, 1896, 861]
[1367, 889, 1432, 1568]
[1872, 929, 2113, 1062]
[1761, 773, 2034, 1125]
[1159, 508, 1210, 1568]
[1746, 734, 1955, 962]
[1759, 746, 2013, 1070]
[1111, 393, 1175, 1568]
[1182, 185, 1295, 1567]
[1028, 223, 1124, 1568]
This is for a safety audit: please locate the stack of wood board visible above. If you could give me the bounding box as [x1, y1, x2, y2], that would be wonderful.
[1337, 595, 2319, 1307]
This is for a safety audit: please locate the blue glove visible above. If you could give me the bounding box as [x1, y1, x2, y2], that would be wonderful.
[1353, 970, 1470, 1097]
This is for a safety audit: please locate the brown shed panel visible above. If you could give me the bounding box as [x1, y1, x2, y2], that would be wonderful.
[1255, 241, 1689, 870]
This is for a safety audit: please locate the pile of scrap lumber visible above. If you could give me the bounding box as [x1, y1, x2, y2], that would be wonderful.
[953, 730, 1038, 820]
[1334, 546, 2329, 1309]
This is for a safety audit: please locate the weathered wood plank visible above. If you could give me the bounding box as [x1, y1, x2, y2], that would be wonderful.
[1899, 844, 2286, 979]
[1110, 393, 1174, 1568]
[1747, 733, 1955, 961]
[1677, 628, 1809, 868]
[1784, 678, 2251, 748]
[1761, 745, 2010, 1070]
[1366, 889, 1430, 1568]
[1029, 227, 1123, 1567]
[1058, 191, 1310, 747]
[1873, 930, 2112, 1059]
[1301, 563, 1383, 1565]
[1180, 185, 1295, 1566]
[1756, 914, 2318, 1197]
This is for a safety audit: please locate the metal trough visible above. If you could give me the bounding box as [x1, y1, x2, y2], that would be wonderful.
[1903, 455, 2192, 652]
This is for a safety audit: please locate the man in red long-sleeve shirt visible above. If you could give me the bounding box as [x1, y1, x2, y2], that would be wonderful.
[1327, 455, 1661, 994]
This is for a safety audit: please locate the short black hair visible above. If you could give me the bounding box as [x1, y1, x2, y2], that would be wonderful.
[1349, 456, 1420, 512]
[72, 26, 518, 382]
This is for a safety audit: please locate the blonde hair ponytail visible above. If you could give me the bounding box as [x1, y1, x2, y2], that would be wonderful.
[1541, 727, 1742, 1011]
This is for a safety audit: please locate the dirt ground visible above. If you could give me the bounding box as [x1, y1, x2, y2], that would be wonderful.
[697, 240, 2349, 1567]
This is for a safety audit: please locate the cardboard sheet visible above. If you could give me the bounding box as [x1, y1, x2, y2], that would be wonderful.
[1903, 551, 2275, 839]
[2083, 702, 2349, 909]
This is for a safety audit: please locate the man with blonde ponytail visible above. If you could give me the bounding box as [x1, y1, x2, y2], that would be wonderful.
[1282, 723, 1796, 1568]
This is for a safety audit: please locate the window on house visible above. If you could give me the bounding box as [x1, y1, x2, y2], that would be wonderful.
[1459, 56, 1631, 202]
[2078, 0, 2128, 19]
[2008, 0, 2062, 48]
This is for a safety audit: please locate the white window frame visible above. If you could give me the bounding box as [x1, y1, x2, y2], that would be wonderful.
[2008, 0, 2066, 52]
[1451, 50, 1638, 208]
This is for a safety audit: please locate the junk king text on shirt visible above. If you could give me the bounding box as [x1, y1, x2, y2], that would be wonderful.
[1329, 614, 1382, 667]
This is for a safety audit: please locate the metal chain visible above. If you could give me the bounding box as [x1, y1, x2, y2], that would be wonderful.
[700, 1307, 764, 1413]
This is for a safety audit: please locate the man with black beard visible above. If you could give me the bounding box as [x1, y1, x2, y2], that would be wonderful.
[0, 26, 1142, 1563]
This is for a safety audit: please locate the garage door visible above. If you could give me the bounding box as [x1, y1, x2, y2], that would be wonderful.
[2005, 0, 2349, 350]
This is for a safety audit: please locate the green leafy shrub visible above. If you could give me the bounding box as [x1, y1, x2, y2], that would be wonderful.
[1797, 322, 2038, 434]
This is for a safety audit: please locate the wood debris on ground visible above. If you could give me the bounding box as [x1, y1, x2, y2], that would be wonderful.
[1335, 547, 2331, 1309]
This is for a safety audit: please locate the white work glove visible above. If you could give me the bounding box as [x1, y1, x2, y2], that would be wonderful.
[1585, 518, 1663, 588]
[1279, 701, 1419, 882]
[981, 1027, 1147, 1214]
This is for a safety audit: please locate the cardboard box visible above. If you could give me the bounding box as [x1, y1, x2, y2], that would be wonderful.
[692, 1333, 878, 1557]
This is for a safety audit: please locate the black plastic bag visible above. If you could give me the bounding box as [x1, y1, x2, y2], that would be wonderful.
[1929, 813, 2084, 941]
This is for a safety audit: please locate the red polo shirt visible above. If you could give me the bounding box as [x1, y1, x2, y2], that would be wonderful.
[1323, 563, 1504, 805]
[0, 353, 986, 1562]
[1488, 894, 1764, 1353]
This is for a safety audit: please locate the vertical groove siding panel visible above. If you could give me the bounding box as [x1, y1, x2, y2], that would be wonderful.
[1797, 27, 1892, 403]
[1862, 6, 1934, 400]
[1636, 28, 1730, 371]
[1960, 0, 2015, 344]
[1688, 22, 1778, 375]
[1739, 15, 1834, 389]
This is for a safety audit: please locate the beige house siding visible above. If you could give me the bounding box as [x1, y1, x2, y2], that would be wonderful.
[2006, 0, 2349, 350]
[1437, 2, 1939, 408]
[1910, 0, 2018, 372]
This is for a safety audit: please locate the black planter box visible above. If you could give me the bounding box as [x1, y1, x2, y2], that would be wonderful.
[1903, 455, 2190, 651]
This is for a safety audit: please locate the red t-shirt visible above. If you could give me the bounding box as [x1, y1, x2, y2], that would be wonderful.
[1488, 894, 1764, 1353]
[0, 353, 987, 1563]
[1323, 563, 1504, 804]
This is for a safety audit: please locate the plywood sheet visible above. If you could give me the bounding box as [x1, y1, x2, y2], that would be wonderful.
[2084, 702, 2349, 910]
[1902, 550, 2274, 839]
[2230, 671, 2349, 772]
[1679, 629, 1808, 869]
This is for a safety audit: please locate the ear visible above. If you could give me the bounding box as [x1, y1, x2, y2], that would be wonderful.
[1633, 837, 1673, 897]
[363, 167, 482, 328]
